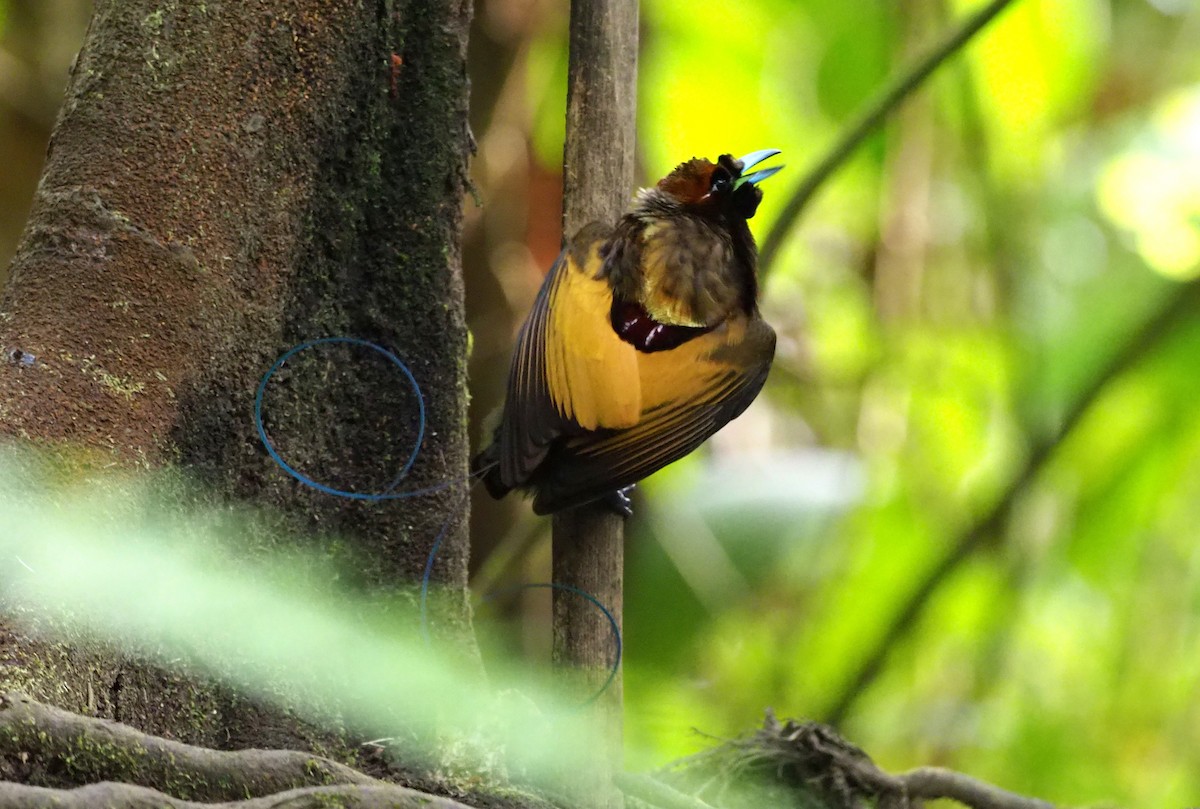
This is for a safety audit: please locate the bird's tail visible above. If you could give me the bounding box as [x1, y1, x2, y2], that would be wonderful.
[471, 438, 510, 500]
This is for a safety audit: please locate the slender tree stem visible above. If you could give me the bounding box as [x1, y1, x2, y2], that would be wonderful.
[759, 0, 1021, 278]
[552, 0, 638, 806]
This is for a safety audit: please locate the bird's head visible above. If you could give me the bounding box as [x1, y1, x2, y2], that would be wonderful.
[654, 149, 784, 220]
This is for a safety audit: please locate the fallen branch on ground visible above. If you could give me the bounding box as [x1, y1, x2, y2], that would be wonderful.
[652, 710, 1056, 809]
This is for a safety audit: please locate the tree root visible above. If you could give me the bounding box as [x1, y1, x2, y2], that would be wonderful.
[0, 692, 1065, 809]
[0, 692, 473, 808]
[0, 782, 475, 808]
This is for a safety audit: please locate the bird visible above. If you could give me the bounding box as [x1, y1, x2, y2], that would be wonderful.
[473, 149, 783, 516]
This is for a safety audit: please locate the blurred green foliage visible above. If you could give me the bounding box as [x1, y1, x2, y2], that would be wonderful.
[0, 452, 627, 790]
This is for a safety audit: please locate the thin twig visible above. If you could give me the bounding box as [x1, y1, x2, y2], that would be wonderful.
[824, 280, 1200, 725]
[758, 0, 1021, 278]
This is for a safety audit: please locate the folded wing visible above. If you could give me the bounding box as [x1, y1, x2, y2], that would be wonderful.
[497, 224, 641, 488]
[530, 316, 775, 514]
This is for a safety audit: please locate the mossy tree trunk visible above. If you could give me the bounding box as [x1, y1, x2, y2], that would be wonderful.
[0, 0, 474, 753]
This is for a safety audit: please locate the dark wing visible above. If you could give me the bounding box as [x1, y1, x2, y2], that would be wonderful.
[494, 247, 565, 488]
[495, 222, 640, 488]
[530, 316, 776, 514]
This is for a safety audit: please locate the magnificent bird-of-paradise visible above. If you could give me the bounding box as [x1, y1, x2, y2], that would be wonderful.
[475, 149, 783, 515]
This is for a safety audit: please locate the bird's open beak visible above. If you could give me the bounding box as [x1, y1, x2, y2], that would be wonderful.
[735, 148, 784, 187]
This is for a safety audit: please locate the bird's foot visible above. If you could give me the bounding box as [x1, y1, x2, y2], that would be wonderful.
[601, 485, 636, 519]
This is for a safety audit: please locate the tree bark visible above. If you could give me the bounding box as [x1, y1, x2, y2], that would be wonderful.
[0, 0, 474, 753]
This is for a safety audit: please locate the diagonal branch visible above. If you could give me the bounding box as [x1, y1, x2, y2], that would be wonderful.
[824, 280, 1200, 726]
[758, 0, 1021, 279]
